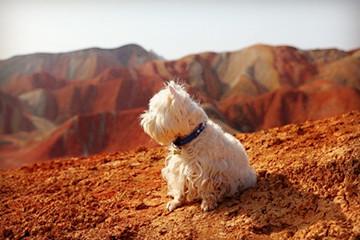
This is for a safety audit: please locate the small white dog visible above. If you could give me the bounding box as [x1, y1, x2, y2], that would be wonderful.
[140, 81, 257, 212]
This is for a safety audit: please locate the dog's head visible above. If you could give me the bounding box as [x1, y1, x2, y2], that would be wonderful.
[140, 81, 208, 145]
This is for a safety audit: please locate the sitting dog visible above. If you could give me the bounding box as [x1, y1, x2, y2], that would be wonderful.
[140, 81, 257, 211]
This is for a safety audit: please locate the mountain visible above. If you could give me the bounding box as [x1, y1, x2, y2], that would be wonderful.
[50, 74, 163, 123]
[19, 44, 358, 126]
[1, 112, 359, 239]
[0, 44, 359, 167]
[136, 45, 360, 98]
[3, 72, 66, 95]
[0, 91, 35, 134]
[136, 45, 360, 131]
[220, 80, 360, 131]
[0, 44, 161, 85]
[0, 109, 156, 169]
[19, 88, 59, 121]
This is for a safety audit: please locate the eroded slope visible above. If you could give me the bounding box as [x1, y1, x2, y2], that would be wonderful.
[0, 112, 359, 239]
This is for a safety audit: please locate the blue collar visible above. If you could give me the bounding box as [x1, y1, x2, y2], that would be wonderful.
[173, 122, 206, 148]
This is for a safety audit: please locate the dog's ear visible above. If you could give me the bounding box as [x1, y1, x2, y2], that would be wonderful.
[168, 80, 185, 102]
[168, 81, 181, 99]
[169, 84, 178, 96]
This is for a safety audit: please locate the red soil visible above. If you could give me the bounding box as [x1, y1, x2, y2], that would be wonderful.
[0, 112, 359, 239]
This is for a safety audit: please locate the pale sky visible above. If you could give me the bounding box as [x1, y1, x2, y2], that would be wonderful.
[0, 0, 359, 60]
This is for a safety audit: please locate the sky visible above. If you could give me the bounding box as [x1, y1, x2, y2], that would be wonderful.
[0, 0, 359, 60]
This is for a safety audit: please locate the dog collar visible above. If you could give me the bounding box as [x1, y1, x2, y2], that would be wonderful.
[173, 122, 207, 148]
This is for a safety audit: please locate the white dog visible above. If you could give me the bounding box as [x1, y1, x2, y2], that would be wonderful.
[140, 81, 257, 212]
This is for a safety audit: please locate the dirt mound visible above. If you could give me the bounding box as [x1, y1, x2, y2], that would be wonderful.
[1, 111, 359, 239]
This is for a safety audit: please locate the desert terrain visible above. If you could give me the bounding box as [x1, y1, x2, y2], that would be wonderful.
[1, 111, 359, 239]
[0, 44, 359, 239]
[1, 44, 360, 168]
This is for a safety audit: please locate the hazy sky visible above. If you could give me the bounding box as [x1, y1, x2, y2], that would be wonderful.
[0, 0, 359, 60]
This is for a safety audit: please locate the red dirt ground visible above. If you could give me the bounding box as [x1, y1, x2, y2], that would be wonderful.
[1, 111, 359, 239]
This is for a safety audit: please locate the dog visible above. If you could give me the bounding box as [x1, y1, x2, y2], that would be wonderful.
[140, 81, 257, 212]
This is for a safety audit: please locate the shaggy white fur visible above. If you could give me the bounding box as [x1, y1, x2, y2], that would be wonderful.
[140, 81, 257, 212]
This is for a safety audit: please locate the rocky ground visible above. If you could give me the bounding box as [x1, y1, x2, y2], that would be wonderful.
[1, 112, 359, 240]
